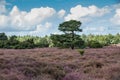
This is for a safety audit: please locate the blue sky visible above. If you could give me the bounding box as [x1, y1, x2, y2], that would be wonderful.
[0, 0, 120, 36]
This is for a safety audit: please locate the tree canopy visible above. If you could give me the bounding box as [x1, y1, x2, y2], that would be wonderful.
[51, 20, 84, 49]
[59, 20, 82, 32]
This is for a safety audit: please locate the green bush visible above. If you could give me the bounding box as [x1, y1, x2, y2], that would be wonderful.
[87, 40, 103, 48]
[78, 49, 85, 56]
[0, 33, 8, 41]
[50, 34, 85, 49]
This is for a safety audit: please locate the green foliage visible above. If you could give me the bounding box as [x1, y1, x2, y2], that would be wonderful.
[15, 39, 35, 49]
[81, 33, 120, 48]
[0, 33, 51, 49]
[59, 20, 82, 32]
[78, 49, 85, 56]
[0, 33, 8, 40]
[0, 33, 8, 48]
[0, 32, 119, 49]
[51, 34, 84, 49]
[35, 36, 49, 48]
[51, 20, 84, 49]
[0, 41, 5, 48]
[51, 34, 70, 48]
[87, 40, 103, 48]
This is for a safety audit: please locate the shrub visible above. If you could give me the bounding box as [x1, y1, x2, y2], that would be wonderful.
[42, 65, 65, 80]
[0, 75, 7, 80]
[22, 67, 38, 77]
[0, 33, 8, 41]
[78, 49, 84, 56]
[83, 60, 104, 73]
[87, 40, 103, 48]
[103, 65, 120, 80]
[62, 72, 90, 80]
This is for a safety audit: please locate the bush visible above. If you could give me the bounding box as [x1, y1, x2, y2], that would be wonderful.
[42, 65, 65, 80]
[22, 67, 38, 77]
[50, 34, 85, 49]
[0, 33, 8, 41]
[104, 65, 120, 80]
[78, 49, 84, 56]
[87, 40, 103, 48]
[63, 72, 89, 80]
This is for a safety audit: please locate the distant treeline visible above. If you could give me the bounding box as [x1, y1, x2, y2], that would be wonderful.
[0, 33, 50, 49]
[0, 33, 120, 49]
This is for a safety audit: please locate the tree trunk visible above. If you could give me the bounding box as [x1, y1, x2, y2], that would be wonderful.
[71, 31, 74, 49]
[71, 45, 74, 49]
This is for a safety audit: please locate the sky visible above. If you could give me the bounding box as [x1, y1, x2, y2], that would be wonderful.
[0, 0, 120, 36]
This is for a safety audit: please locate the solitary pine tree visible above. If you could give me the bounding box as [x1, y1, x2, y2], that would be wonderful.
[51, 20, 84, 49]
[59, 20, 82, 49]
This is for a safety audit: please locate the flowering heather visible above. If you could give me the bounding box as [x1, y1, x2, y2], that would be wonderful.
[0, 46, 120, 80]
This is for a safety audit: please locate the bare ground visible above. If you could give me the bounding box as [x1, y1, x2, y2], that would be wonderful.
[0, 46, 120, 80]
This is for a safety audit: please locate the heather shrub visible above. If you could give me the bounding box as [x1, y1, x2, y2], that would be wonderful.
[0, 53, 4, 55]
[19, 60, 65, 80]
[62, 72, 90, 80]
[5, 76, 19, 80]
[84, 60, 103, 68]
[42, 65, 65, 80]
[64, 66, 73, 73]
[83, 60, 103, 73]
[22, 67, 38, 77]
[0, 71, 27, 80]
[31, 74, 54, 80]
[0, 58, 10, 69]
[0, 75, 6, 80]
[104, 65, 120, 80]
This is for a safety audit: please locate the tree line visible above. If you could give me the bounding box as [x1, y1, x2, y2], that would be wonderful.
[0, 33, 50, 49]
[0, 32, 120, 49]
[0, 20, 120, 49]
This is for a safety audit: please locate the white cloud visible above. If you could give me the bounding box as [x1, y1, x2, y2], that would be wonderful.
[45, 22, 52, 28]
[65, 5, 109, 21]
[84, 26, 105, 32]
[24, 7, 56, 26]
[0, 2, 119, 36]
[112, 3, 120, 9]
[111, 9, 120, 26]
[0, 6, 56, 31]
[35, 22, 52, 31]
[53, 31, 62, 35]
[29, 22, 52, 36]
[58, 9, 66, 18]
[0, 0, 7, 14]
[0, 15, 7, 26]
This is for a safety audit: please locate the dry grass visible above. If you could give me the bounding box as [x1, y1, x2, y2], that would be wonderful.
[0, 46, 120, 80]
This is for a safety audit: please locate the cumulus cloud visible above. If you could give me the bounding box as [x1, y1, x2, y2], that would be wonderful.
[29, 22, 52, 36]
[0, 15, 8, 27]
[111, 9, 120, 26]
[112, 3, 120, 9]
[65, 5, 110, 21]
[0, 2, 119, 36]
[0, 6, 56, 31]
[58, 9, 66, 18]
[35, 22, 52, 31]
[84, 26, 105, 32]
[0, 0, 7, 14]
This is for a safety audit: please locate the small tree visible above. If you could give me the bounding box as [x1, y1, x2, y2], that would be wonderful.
[0, 33, 8, 40]
[51, 20, 84, 49]
[0, 33, 8, 48]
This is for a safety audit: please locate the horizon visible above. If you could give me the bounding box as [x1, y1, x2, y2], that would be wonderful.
[0, 0, 120, 36]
